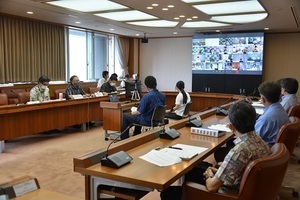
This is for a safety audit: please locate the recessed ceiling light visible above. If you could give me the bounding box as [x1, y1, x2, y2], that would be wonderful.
[187, 18, 192, 21]
[127, 20, 178, 27]
[179, 15, 185, 18]
[216, 30, 220, 32]
[95, 10, 157, 21]
[136, 34, 140, 36]
[193, 1, 265, 15]
[168, 5, 174, 8]
[174, 17, 180, 20]
[192, 16, 198, 19]
[182, 21, 230, 28]
[75, 21, 81, 24]
[264, 27, 270, 30]
[162, 8, 169, 11]
[152, 3, 159, 6]
[110, 28, 114, 31]
[147, 7, 153, 9]
[173, 32, 178, 34]
[27, 11, 33, 14]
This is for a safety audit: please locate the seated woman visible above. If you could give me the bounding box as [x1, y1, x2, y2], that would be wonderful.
[165, 81, 191, 120]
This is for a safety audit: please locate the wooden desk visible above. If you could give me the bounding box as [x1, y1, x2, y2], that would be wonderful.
[100, 101, 138, 140]
[0, 96, 124, 153]
[12, 189, 80, 200]
[74, 108, 233, 200]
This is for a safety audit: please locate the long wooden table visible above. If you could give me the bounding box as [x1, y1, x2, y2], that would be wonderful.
[0, 96, 122, 153]
[73, 106, 234, 200]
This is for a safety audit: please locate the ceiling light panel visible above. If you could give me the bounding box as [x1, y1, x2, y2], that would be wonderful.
[95, 10, 157, 21]
[182, 21, 230, 28]
[127, 20, 178, 27]
[212, 13, 268, 24]
[193, 1, 265, 15]
[47, 0, 128, 12]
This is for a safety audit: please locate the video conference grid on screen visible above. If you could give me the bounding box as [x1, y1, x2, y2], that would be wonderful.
[192, 32, 264, 75]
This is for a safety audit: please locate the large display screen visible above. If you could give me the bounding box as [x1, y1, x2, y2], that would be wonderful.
[192, 32, 264, 75]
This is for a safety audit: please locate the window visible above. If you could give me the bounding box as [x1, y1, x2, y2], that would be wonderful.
[67, 28, 110, 81]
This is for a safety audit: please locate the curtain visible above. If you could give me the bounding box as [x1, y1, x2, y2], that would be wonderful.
[115, 36, 129, 78]
[0, 15, 65, 83]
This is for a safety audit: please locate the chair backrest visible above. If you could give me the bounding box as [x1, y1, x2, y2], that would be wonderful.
[182, 101, 192, 118]
[89, 87, 99, 94]
[288, 104, 300, 118]
[275, 116, 300, 155]
[151, 105, 166, 128]
[54, 89, 66, 99]
[17, 91, 30, 104]
[0, 93, 8, 106]
[238, 143, 290, 200]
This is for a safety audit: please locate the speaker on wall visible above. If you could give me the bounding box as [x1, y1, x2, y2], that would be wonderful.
[141, 38, 148, 43]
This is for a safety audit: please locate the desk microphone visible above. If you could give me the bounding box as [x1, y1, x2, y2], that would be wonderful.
[214, 97, 234, 116]
[100, 124, 133, 168]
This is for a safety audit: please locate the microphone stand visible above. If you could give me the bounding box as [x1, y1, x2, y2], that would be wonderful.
[101, 124, 133, 168]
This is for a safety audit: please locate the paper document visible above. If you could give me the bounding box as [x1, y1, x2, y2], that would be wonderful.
[139, 150, 182, 167]
[208, 124, 231, 132]
[139, 144, 208, 167]
[161, 144, 208, 160]
[252, 102, 264, 107]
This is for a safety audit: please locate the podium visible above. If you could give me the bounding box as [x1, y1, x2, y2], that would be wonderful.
[100, 101, 138, 140]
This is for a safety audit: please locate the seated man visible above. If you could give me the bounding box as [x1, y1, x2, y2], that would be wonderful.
[97, 70, 109, 89]
[100, 75, 117, 95]
[277, 77, 299, 113]
[160, 102, 271, 199]
[30, 75, 50, 102]
[65, 75, 87, 100]
[255, 81, 290, 146]
[121, 75, 165, 140]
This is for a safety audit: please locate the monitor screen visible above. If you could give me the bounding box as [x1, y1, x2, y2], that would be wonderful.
[192, 32, 264, 75]
[125, 80, 142, 99]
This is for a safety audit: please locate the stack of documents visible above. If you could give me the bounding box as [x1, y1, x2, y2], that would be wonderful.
[139, 144, 207, 167]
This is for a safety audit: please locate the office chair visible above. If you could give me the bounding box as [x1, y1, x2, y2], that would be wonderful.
[89, 87, 99, 94]
[17, 91, 30, 104]
[0, 93, 8, 106]
[136, 106, 167, 132]
[182, 101, 192, 118]
[181, 143, 290, 200]
[287, 104, 300, 161]
[275, 116, 300, 197]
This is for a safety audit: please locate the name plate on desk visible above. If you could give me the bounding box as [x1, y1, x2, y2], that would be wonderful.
[191, 127, 225, 137]
[69, 94, 84, 99]
[0, 177, 39, 198]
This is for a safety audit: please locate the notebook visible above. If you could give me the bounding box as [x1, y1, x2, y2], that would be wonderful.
[108, 93, 120, 102]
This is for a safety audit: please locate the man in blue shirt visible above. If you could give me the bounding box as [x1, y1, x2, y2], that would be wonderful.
[255, 81, 290, 146]
[121, 76, 165, 140]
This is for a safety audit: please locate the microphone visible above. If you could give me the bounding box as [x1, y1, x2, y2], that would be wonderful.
[186, 115, 203, 127]
[100, 124, 133, 168]
[214, 97, 233, 116]
[247, 88, 259, 101]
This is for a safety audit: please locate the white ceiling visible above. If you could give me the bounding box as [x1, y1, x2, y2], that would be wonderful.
[0, 0, 299, 38]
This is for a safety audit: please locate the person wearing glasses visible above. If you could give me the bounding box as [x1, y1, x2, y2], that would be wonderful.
[65, 75, 87, 100]
[30, 75, 51, 102]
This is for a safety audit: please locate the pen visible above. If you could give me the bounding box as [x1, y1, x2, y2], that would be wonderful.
[168, 146, 182, 150]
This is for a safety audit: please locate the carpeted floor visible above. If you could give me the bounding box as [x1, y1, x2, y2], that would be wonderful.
[0, 122, 299, 199]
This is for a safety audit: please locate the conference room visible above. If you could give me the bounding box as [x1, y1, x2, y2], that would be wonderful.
[0, 0, 300, 199]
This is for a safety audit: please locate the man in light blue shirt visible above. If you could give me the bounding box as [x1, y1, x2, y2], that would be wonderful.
[255, 81, 290, 146]
[278, 77, 299, 113]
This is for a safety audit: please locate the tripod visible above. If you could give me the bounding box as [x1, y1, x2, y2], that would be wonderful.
[131, 80, 140, 101]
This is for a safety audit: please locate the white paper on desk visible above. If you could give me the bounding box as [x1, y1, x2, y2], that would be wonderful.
[171, 144, 208, 158]
[208, 124, 231, 132]
[131, 106, 137, 112]
[252, 102, 264, 107]
[139, 150, 182, 167]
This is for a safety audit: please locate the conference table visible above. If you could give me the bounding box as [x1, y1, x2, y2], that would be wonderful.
[73, 105, 234, 200]
[0, 95, 127, 153]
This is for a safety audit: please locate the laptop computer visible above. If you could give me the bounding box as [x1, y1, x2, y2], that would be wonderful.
[108, 93, 120, 102]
